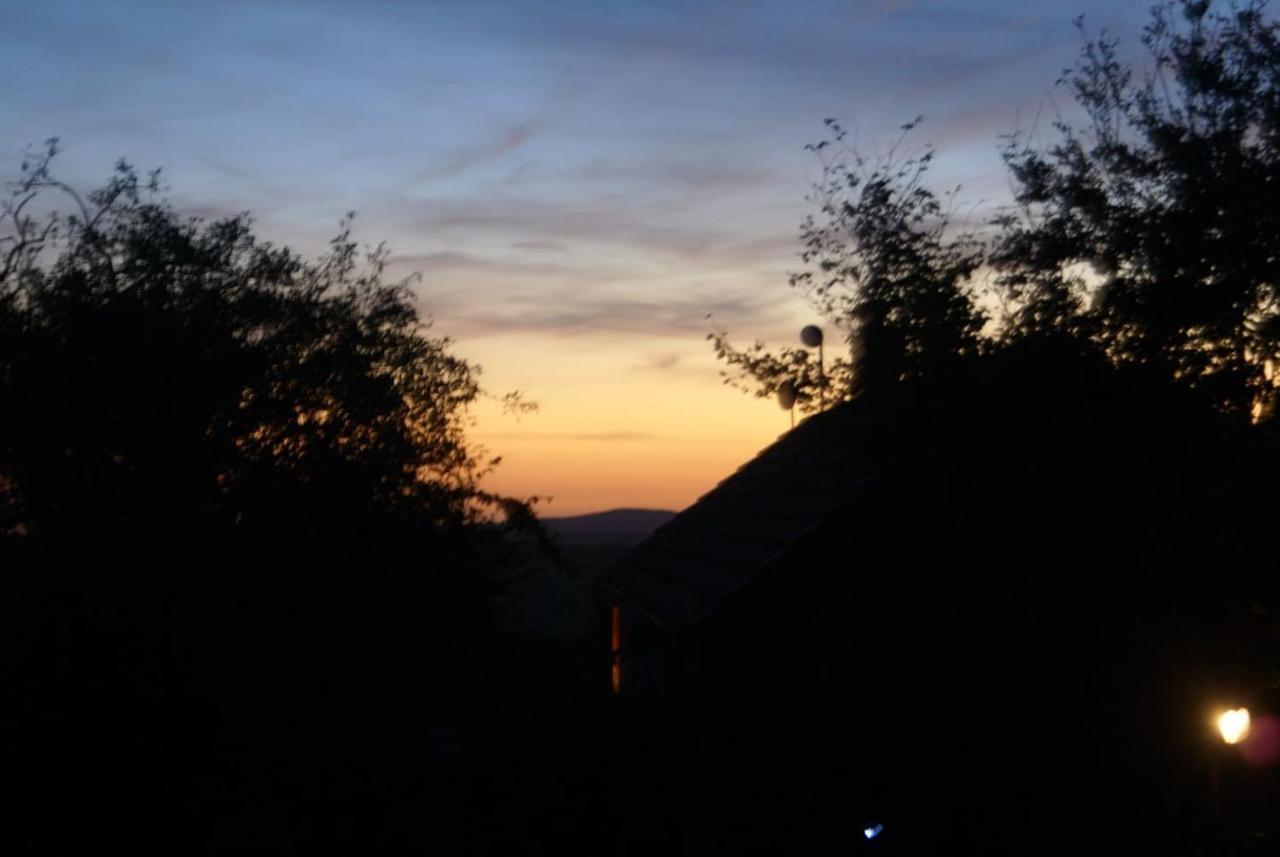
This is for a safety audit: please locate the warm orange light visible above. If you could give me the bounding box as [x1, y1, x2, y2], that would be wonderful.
[610, 605, 622, 695]
[1218, 708, 1251, 744]
[467, 333, 794, 516]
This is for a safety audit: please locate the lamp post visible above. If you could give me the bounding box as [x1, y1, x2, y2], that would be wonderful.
[800, 325, 825, 410]
[777, 380, 797, 429]
[1209, 706, 1250, 834]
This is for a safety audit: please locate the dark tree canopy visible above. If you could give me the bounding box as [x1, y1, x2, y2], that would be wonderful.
[998, 0, 1280, 421]
[1, 141, 528, 547]
[1, 143, 544, 851]
[699, 7, 1280, 849]
[795, 118, 986, 387]
[715, 0, 1280, 426]
[710, 119, 985, 412]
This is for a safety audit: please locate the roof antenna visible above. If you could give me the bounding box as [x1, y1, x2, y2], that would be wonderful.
[800, 325, 825, 410]
[777, 380, 796, 429]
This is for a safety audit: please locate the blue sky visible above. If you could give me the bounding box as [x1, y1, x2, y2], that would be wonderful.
[1, 0, 1158, 512]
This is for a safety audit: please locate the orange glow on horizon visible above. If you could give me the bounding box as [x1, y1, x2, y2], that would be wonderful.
[463, 331, 793, 516]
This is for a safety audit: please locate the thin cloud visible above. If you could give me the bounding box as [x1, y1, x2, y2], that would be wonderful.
[574, 431, 660, 442]
[510, 240, 570, 253]
[387, 194, 803, 269]
[392, 251, 494, 270]
[409, 122, 541, 182]
[576, 158, 784, 194]
[427, 288, 794, 339]
[641, 352, 682, 372]
[196, 155, 260, 183]
[482, 430, 661, 443]
[387, 250, 632, 290]
[867, 0, 914, 20]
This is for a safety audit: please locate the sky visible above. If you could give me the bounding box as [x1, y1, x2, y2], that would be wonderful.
[1, 0, 1156, 515]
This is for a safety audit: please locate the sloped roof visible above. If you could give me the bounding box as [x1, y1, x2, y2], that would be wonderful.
[601, 399, 874, 629]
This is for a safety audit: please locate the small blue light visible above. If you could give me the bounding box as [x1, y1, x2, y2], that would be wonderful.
[863, 823, 884, 840]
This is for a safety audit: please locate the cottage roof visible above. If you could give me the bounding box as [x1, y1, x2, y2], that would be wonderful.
[601, 399, 873, 629]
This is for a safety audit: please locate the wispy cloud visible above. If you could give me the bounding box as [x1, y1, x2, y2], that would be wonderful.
[482, 430, 662, 442]
[572, 431, 659, 442]
[409, 122, 542, 182]
[575, 158, 784, 195]
[639, 352, 682, 372]
[384, 193, 802, 269]
[425, 288, 794, 339]
[510, 239, 570, 253]
[196, 155, 259, 183]
[7, 0, 1158, 360]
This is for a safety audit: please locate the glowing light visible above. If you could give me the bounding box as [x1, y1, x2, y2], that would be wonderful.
[1218, 708, 1251, 744]
[863, 823, 884, 840]
[610, 605, 623, 695]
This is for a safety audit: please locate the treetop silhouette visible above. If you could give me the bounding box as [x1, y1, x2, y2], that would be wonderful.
[715, 0, 1280, 425]
[1, 139, 533, 547]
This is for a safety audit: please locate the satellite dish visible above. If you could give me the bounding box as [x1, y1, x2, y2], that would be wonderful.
[800, 325, 824, 348]
[777, 381, 797, 411]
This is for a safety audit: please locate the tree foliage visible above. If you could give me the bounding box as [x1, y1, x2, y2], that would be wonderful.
[1, 144, 545, 849]
[998, 0, 1280, 421]
[710, 118, 986, 412]
[795, 119, 986, 385]
[702, 10, 1280, 845]
[708, 321, 842, 413]
[717, 1, 1280, 425]
[1, 140, 528, 546]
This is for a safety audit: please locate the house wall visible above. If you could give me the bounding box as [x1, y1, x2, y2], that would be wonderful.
[607, 599, 684, 701]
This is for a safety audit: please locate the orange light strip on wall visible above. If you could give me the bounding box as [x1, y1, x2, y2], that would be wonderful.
[610, 605, 622, 695]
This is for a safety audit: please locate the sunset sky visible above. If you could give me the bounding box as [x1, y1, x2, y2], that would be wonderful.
[3, 0, 1153, 514]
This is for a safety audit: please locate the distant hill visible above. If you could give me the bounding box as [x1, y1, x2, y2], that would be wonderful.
[500, 509, 676, 642]
[543, 508, 676, 546]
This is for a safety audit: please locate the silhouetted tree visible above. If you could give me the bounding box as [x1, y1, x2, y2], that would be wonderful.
[707, 319, 838, 413]
[1, 141, 528, 542]
[0, 141, 541, 850]
[995, 0, 1280, 422]
[718, 1, 1280, 426]
[710, 118, 986, 410]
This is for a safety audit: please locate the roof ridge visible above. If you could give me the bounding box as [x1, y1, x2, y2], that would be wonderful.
[603, 397, 874, 628]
